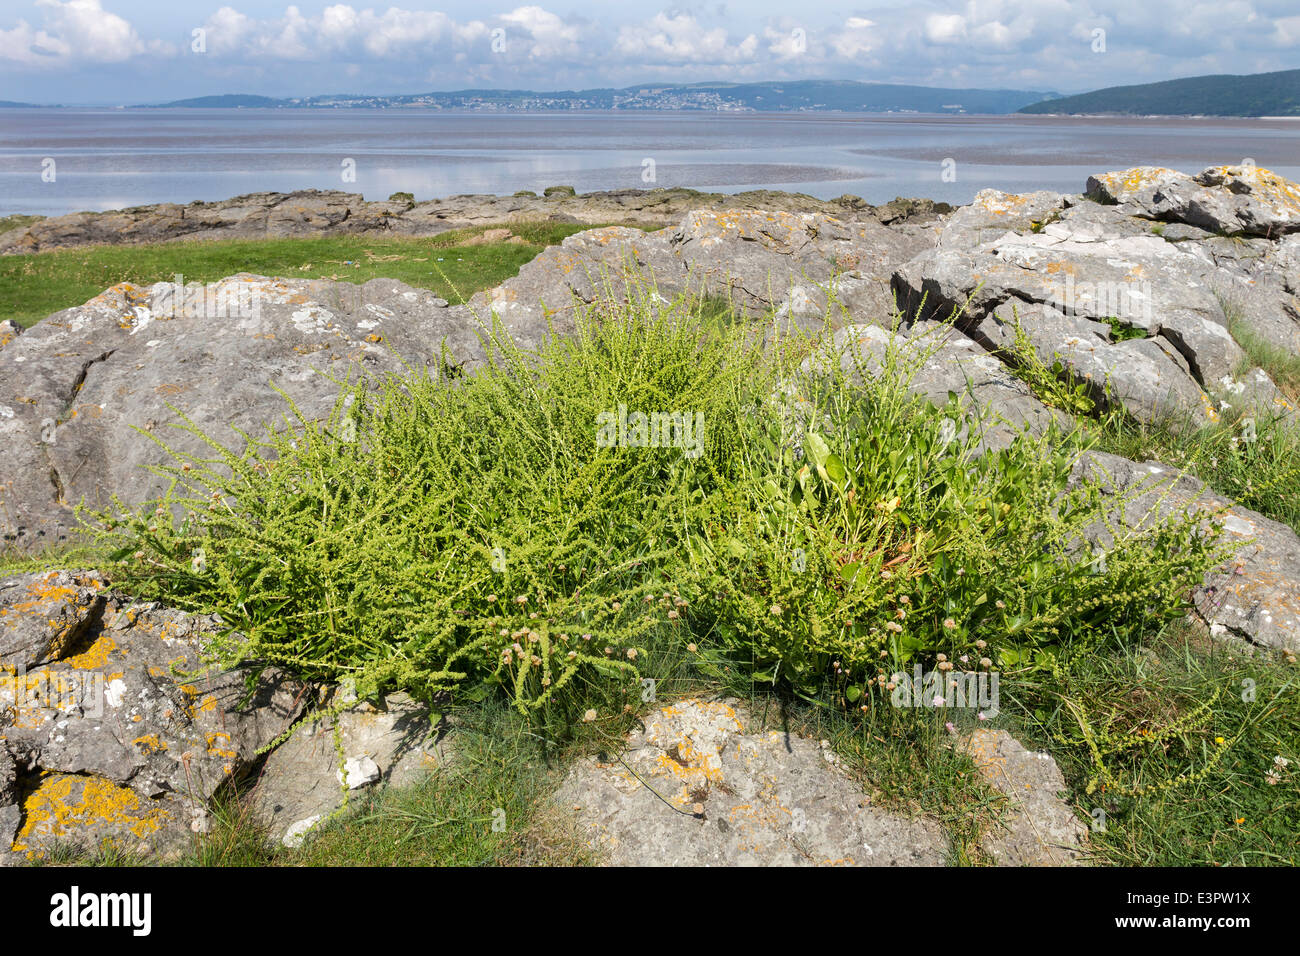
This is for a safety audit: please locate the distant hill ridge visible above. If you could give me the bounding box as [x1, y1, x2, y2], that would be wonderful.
[143, 80, 1057, 114]
[1018, 68, 1300, 117]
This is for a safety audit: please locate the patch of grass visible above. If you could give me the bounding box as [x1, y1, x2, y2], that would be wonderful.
[1225, 320, 1300, 405]
[0, 214, 42, 237]
[1216, 291, 1300, 403]
[0, 221, 647, 328]
[0, 538, 111, 576]
[1001, 621, 1300, 866]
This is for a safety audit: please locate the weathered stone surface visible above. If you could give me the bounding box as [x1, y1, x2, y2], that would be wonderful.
[0, 753, 17, 848]
[938, 189, 1068, 249]
[1086, 166, 1193, 205]
[0, 572, 305, 862]
[1166, 165, 1300, 237]
[894, 236, 1219, 426]
[553, 698, 949, 866]
[1089, 164, 1300, 238]
[250, 690, 451, 848]
[962, 729, 1088, 866]
[1069, 452, 1300, 654]
[802, 321, 1064, 452]
[1158, 309, 1248, 386]
[892, 167, 1300, 427]
[0, 570, 106, 670]
[0, 320, 20, 349]
[0, 275, 486, 552]
[473, 209, 937, 343]
[0, 187, 948, 257]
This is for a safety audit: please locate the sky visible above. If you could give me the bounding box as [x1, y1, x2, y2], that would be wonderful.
[0, 0, 1297, 104]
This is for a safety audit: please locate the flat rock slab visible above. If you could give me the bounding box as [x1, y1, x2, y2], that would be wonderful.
[553, 699, 949, 866]
[0, 187, 947, 257]
[962, 729, 1088, 866]
[0, 570, 304, 863]
[250, 691, 452, 848]
[1070, 451, 1300, 654]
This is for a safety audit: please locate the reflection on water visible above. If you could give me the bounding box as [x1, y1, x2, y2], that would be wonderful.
[2, 109, 1298, 216]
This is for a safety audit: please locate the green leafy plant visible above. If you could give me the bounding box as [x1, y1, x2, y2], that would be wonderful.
[1103, 315, 1147, 342]
[685, 325, 1225, 702]
[83, 282, 765, 714]
[1004, 311, 1099, 415]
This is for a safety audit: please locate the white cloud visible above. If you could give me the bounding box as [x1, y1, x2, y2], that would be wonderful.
[3, 1, 1300, 96]
[616, 13, 757, 64]
[829, 16, 877, 58]
[1272, 16, 1300, 46]
[924, 13, 968, 45]
[500, 6, 580, 58]
[0, 0, 146, 66]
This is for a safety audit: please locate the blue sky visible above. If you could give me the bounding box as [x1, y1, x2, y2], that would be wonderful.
[1, 0, 1297, 104]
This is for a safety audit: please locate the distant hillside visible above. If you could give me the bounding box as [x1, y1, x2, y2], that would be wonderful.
[0, 100, 43, 108]
[146, 81, 1057, 114]
[140, 94, 287, 108]
[1019, 68, 1300, 116]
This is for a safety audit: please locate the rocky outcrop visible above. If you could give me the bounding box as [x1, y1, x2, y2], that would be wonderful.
[0, 570, 304, 863]
[1090, 164, 1300, 238]
[553, 699, 949, 866]
[0, 187, 949, 257]
[892, 164, 1300, 429]
[962, 729, 1088, 866]
[477, 209, 937, 339]
[250, 690, 451, 848]
[1069, 451, 1300, 654]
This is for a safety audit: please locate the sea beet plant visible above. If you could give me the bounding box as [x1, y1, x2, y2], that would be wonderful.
[84, 284, 763, 714]
[83, 283, 1227, 718]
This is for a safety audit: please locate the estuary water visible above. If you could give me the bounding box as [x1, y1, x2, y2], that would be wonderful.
[2, 108, 1298, 216]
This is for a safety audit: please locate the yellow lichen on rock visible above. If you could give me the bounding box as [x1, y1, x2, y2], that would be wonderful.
[63, 633, 117, 671]
[12, 773, 168, 859]
[1085, 166, 1192, 204]
[1195, 164, 1300, 218]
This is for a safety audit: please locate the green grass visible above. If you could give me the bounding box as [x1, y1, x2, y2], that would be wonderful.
[0, 214, 42, 237]
[0, 221, 650, 329]
[1225, 316, 1300, 406]
[1003, 621, 1300, 866]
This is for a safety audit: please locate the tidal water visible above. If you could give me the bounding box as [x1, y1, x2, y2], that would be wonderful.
[2, 108, 1298, 217]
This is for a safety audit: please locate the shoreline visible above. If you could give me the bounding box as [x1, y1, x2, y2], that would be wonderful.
[0, 186, 953, 257]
